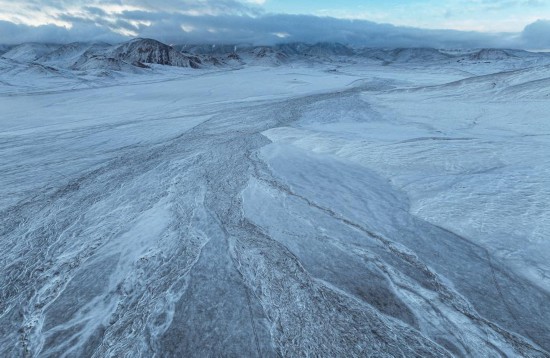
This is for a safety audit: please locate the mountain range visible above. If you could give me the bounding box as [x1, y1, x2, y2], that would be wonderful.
[2, 38, 549, 75]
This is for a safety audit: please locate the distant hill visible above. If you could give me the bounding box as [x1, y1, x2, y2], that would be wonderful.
[2, 43, 60, 62]
[37, 42, 111, 68]
[107, 38, 204, 68]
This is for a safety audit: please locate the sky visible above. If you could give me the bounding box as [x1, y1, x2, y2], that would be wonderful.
[0, 0, 549, 48]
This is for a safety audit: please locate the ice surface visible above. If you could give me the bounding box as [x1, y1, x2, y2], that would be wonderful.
[1, 46, 549, 357]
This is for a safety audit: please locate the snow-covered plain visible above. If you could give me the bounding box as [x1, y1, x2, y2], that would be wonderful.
[1, 45, 550, 357]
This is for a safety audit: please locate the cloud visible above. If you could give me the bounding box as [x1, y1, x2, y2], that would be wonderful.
[0, 20, 125, 44]
[0, 0, 260, 23]
[160, 14, 507, 48]
[521, 20, 550, 49]
[0, 0, 547, 49]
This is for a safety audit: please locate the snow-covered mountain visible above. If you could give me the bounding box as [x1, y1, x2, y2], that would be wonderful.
[2, 43, 60, 62]
[178, 42, 357, 66]
[71, 54, 145, 73]
[107, 38, 204, 68]
[387, 47, 452, 62]
[300, 42, 356, 57]
[0, 57, 80, 93]
[0, 57, 60, 77]
[178, 44, 241, 55]
[357, 47, 452, 64]
[466, 48, 522, 61]
[250, 46, 289, 65]
[0, 39, 227, 76]
[37, 42, 110, 68]
[270, 42, 356, 58]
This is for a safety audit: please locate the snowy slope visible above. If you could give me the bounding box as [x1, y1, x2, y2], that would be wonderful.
[0, 44, 13, 55]
[403, 63, 550, 100]
[261, 61, 550, 301]
[243, 46, 289, 66]
[2, 43, 60, 62]
[0, 57, 83, 93]
[70, 54, 145, 74]
[386, 48, 452, 63]
[37, 42, 110, 68]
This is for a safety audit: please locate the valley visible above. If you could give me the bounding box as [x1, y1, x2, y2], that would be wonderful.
[1, 40, 549, 357]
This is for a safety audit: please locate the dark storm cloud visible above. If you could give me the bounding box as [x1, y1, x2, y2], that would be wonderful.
[133, 14, 508, 48]
[521, 20, 550, 49]
[0, 20, 126, 44]
[0, 1, 548, 49]
[13, 0, 260, 15]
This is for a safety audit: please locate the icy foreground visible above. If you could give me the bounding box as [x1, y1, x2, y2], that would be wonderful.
[1, 46, 550, 357]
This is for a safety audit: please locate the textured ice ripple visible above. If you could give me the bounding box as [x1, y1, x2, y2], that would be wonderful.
[0, 88, 549, 357]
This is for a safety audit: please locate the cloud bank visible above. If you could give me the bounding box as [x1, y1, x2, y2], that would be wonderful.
[0, 0, 548, 49]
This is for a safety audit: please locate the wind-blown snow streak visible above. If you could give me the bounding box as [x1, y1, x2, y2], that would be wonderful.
[0, 53, 549, 357]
